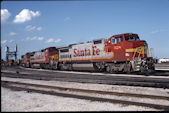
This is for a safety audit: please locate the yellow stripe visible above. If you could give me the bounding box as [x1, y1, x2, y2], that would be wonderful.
[125, 48, 136, 52]
[125, 46, 145, 53]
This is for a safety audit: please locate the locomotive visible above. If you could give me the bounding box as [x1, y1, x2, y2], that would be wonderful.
[21, 47, 59, 69]
[21, 33, 155, 74]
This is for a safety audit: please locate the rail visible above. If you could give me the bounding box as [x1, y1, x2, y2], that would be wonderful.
[2, 80, 169, 111]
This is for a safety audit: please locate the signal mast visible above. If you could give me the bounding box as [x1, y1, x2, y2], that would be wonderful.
[5, 44, 18, 63]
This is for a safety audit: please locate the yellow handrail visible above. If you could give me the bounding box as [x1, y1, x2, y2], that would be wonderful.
[133, 46, 145, 60]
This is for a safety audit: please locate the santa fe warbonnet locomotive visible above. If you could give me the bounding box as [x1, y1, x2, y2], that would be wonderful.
[21, 33, 155, 74]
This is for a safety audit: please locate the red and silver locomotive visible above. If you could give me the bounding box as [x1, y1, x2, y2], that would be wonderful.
[21, 33, 155, 74]
[22, 47, 59, 69]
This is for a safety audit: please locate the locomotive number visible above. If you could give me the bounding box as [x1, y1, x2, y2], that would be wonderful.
[114, 46, 121, 50]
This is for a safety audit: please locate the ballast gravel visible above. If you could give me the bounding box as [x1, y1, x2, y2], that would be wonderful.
[2, 77, 169, 111]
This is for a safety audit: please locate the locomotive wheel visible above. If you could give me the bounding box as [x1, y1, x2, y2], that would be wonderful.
[27, 62, 30, 68]
[106, 65, 112, 73]
[93, 62, 105, 72]
[68, 64, 73, 71]
[30, 63, 33, 68]
[93, 62, 100, 72]
[59, 63, 65, 70]
[140, 64, 155, 76]
[49, 60, 54, 70]
[24, 64, 26, 68]
[124, 63, 132, 74]
[40, 64, 44, 69]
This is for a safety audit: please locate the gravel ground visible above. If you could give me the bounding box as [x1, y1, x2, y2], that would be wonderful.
[1, 87, 157, 111]
[2, 77, 169, 111]
[2, 77, 169, 97]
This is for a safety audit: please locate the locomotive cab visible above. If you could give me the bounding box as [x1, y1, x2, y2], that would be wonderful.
[105, 33, 149, 61]
[124, 33, 148, 60]
[124, 33, 154, 73]
[105, 33, 154, 73]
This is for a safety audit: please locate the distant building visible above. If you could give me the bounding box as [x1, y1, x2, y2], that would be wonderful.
[158, 58, 169, 63]
[149, 48, 154, 58]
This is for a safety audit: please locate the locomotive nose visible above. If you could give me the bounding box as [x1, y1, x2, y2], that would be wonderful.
[133, 40, 147, 47]
[130, 40, 148, 59]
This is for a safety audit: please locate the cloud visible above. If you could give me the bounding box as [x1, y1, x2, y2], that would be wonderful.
[151, 30, 160, 34]
[1, 40, 7, 44]
[26, 36, 44, 41]
[46, 38, 61, 43]
[25, 25, 36, 31]
[64, 17, 71, 21]
[151, 29, 167, 34]
[25, 25, 42, 31]
[1, 9, 11, 23]
[9, 32, 17, 36]
[9, 40, 14, 43]
[26, 37, 61, 43]
[37, 27, 42, 31]
[13, 9, 40, 23]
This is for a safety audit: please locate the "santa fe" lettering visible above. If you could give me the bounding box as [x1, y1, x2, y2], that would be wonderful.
[74, 46, 100, 57]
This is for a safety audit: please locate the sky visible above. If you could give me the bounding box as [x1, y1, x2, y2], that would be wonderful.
[1, 0, 169, 60]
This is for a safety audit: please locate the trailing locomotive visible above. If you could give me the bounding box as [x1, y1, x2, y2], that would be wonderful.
[21, 47, 59, 69]
[21, 33, 155, 74]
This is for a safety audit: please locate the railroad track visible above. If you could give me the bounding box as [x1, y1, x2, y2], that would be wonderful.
[3, 65, 169, 76]
[1, 80, 169, 111]
[2, 71, 169, 89]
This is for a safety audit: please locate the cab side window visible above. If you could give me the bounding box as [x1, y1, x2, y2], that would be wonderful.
[112, 38, 116, 44]
[93, 40, 102, 44]
[112, 36, 123, 44]
[117, 38, 121, 43]
[120, 36, 123, 42]
[117, 36, 123, 43]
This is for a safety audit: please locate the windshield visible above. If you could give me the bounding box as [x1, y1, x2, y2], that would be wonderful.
[49, 47, 57, 52]
[125, 35, 140, 41]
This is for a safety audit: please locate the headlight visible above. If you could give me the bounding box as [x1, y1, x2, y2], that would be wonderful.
[125, 53, 130, 56]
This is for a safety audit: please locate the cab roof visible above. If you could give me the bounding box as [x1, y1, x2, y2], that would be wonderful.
[111, 33, 138, 38]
